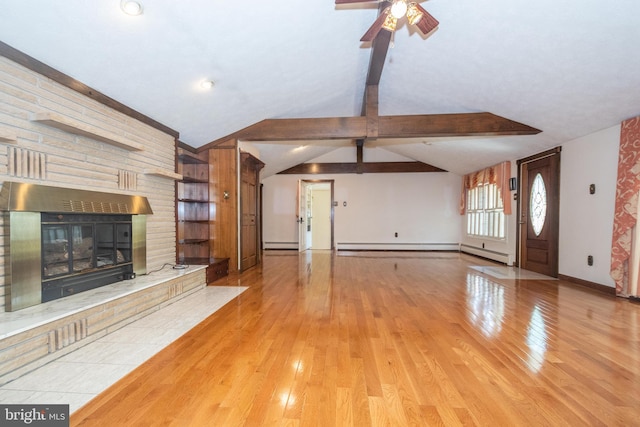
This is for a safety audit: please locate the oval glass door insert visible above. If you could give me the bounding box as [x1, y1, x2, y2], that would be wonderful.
[530, 173, 547, 236]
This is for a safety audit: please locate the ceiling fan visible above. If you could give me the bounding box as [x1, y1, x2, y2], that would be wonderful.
[336, 0, 439, 42]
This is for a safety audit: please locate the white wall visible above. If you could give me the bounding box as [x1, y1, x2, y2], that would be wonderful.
[559, 125, 619, 288]
[262, 171, 461, 251]
[261, 124, 622, 289]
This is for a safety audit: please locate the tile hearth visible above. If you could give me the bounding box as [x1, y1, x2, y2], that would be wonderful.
[0, 264, 213, 386]
[0, 267, 201, 340]
[0, 283, 246, 413]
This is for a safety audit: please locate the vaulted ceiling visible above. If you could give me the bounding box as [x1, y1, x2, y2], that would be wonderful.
[1, 1, 639, 177]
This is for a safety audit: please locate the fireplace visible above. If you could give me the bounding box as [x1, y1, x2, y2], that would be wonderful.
[1, 182, 152, 311]
[41, 212, 134, 302]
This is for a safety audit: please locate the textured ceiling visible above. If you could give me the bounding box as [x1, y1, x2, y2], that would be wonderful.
[1, 0, 639, 177]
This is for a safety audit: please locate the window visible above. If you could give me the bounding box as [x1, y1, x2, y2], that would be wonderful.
[460, 161, 511, 238]
[466, 183, 505, 239]
[530, 173, 547, 236]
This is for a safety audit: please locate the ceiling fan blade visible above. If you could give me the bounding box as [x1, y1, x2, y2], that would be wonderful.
[360, 9, 390, 42]
[335, 0, 379, 4]
[413, 4, 439, 35]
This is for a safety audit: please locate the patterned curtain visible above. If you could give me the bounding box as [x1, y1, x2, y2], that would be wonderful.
[610, 116, 640, 297]
[459, 161, 512, 215]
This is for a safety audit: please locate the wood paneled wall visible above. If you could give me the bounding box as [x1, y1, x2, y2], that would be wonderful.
[208, 141, 238, 272]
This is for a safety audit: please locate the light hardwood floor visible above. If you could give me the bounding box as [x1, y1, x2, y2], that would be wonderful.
[71, 251, 640, 426]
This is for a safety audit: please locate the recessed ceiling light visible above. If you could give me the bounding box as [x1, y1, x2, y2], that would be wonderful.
[200, 80, 215, 90]
[121, 0, 143, 16]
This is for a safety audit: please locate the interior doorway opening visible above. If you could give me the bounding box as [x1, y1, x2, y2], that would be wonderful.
[298, 180, 334, 252]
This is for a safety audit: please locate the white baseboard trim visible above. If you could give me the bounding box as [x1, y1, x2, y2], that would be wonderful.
[459, 243, 511, 265]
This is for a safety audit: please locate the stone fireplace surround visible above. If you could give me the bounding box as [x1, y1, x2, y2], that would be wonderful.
[0, 47, 194, 387]
[0, 182, 208, 386]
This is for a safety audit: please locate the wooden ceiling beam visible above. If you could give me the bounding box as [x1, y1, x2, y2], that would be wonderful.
[378, 112, 541, 137]
[356, 140, 364, 174]
[228, 117, 368, 141]
[364, 3, 393, 87]
[365, 85, 379, 140]
[355, 2, 389, 151]
[208, 112, 540, 143]
[278, 161, 446, 175]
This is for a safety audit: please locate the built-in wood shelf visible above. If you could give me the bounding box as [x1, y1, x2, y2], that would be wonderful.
[178, 153, 207, 164]
[176, 148, 211, 267]
[0, 133, 17, 143]
[178, 239, 209, 244]
[31, 112, 144, 151]
[144, 169, 183, 180]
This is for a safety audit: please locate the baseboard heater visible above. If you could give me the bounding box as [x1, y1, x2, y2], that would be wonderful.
[336, 242, 459, 251]
[264, 242, 298, 250]
[265, 242, 463, 252]
[459, 243, 510, 265]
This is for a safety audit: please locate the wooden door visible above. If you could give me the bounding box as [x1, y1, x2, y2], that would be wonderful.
[240, 152, 264, 271]
[518, 149, 561, 277]
[241, 175, 257, 269]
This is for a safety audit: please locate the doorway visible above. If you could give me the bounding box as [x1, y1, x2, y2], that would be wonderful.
[517, 148, 561, 277]
[297, 179, 334, 252]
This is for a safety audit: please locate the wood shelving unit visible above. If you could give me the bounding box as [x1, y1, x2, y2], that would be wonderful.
[176, 151, 211, 265]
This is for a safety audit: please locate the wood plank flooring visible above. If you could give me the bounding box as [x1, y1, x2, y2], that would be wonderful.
[71, 251, 640, 426]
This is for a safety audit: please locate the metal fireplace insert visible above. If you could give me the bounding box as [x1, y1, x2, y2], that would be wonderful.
[1, 182, 152, 311]
[41, 212, 134, 302]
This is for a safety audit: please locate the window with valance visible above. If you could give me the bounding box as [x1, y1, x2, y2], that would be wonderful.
[460, 161, 512, 239]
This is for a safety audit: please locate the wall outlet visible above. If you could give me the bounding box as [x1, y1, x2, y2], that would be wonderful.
[587, 255, 593, 266]
[394, 232, 398, 238]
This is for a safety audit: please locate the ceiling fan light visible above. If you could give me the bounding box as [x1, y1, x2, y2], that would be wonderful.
[200, 80, 215, 89]
[390, 0, 408, 19]
[120, 0, 143, 16]
[381, 13, 398, 32]
[406, 3, 423, 25]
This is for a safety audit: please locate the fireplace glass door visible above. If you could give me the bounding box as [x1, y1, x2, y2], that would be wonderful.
[42, 224, 100, 277]
[41, 214, 133, 302]
[43, 222, 132, 278]
[96, 223, 132, 268]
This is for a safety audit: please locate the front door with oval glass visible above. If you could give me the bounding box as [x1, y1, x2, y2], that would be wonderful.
[518, 151, 560, 277]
